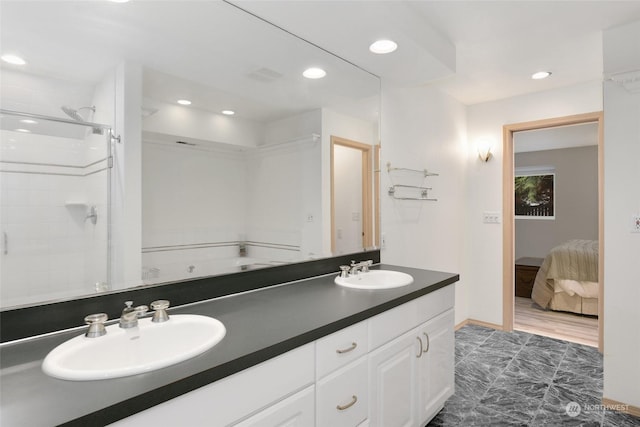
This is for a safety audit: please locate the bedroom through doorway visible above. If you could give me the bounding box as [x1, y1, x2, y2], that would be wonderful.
[502, 112, 604, 351]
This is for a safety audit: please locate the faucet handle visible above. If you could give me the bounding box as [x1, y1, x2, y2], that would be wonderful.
[339, 265, 351, 278]
[134, 305, 149, 316]
[123, 301, 148, 316]
[84, 313, 108, 338]
[150, 300, 170, 323]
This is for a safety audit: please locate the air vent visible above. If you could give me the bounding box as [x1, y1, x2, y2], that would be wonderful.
[247, 67, 283, 83]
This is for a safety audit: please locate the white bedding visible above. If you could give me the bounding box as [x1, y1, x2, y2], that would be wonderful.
[555, 279, 599, 299]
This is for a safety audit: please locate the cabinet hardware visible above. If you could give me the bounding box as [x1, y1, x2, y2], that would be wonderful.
[336, 342, 358, 354]
[423, 332, 430, 353]
[416, 336, 424, 358]
[336, 395, 358, 411]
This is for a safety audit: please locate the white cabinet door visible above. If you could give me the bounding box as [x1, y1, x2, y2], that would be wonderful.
[368, 330, 420, 427]
[417, 309, 455, 424]
[233, 386, 315, 427]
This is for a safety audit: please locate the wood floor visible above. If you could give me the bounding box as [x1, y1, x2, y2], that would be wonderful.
[514, 297, 598, 347]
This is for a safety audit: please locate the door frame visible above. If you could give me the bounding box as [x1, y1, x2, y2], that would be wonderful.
[330, 136, 373, 253]
[502, 111, 604, 352]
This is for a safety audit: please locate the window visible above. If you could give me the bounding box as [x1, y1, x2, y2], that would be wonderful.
[515, 167, 555, 219]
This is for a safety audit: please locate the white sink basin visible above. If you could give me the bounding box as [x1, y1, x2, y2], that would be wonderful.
[42, 314, 226, 381]
[335, 270, 414, 290]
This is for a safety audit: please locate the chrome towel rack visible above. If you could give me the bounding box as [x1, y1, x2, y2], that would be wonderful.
[386, 162, 439, 177]
[387, 162, 438, 201]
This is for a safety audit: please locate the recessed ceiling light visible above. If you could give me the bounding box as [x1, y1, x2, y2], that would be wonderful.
[221, 110, 235, 116]
[531, 71, 552, 80]
[369, 39, 398, 54]
[177, 99, 192, 106]
[110, 0, 130, 3]
[15, 128, 31, 133]
[19, 119, 37, 125]
[303, 67, 326, 79]
[1, 54, 26, 65]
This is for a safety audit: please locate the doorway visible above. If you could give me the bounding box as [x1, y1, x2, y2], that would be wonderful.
[502, 112, 604, 352]
[330, 136, 374, 254]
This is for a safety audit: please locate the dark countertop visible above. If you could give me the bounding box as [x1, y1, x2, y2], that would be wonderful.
[0, 264, 458, 426]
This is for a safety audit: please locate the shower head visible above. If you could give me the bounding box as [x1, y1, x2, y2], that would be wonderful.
[61, 105, 95, 122]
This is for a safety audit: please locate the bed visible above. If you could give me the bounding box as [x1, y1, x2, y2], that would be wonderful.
[530, 239, 599, 316]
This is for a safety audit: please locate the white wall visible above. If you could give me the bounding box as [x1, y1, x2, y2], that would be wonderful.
[110, 62, 142, 290]
[464, 81, 602, 325]
[380, 85, 468, 325]
[602, 20, 640, 409]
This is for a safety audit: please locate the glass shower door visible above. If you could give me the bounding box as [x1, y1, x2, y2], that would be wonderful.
[0, 110, 111, 308]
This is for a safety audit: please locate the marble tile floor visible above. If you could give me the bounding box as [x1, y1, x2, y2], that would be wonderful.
[428, 324, 640, 426]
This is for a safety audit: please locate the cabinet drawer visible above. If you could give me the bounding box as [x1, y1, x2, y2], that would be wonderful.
[368, 286, 454, 351]
[368, 299, 418, 350]
[316, 320, 368, 378]
[233, 385, 314, 427]
[110, 344, 314, 427]
[415, 286, 454, 325]
[317, 358, 368, 427]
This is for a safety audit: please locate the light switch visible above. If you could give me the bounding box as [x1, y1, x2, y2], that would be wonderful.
[483, 211, 501, 224]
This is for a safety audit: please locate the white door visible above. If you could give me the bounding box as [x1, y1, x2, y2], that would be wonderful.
[417, 309, 455, 423]
[368, 330, 420, 427]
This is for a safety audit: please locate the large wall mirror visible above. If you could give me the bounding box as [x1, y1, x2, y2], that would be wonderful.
[0, 1, 380, 309]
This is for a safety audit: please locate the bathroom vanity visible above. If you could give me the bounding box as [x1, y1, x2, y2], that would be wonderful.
[0, 265, 458, 426]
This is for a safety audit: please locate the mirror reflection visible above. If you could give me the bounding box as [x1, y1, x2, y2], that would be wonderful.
[0, 1, 380, 308]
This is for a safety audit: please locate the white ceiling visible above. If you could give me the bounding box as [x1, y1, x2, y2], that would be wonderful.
[3, 0, 640, 126]
[236, 0, 640, 105]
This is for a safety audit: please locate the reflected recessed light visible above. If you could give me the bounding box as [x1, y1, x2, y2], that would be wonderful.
[15, 128, 31, 133]
[1, 54, 26, 65]
[221, 110, 235, 116]
[19, 119, 37, 125]
[177, 99, 192, 105]
[303, 67, 326, 79]
[369, 39, 398, 54]
[532, 71, 552, 80]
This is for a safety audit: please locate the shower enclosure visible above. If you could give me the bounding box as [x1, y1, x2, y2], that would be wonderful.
[0, 109, 112, 308]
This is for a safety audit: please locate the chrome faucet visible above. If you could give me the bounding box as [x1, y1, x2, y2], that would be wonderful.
[346, 260, 373, 276]
[119, 301, 149, 329]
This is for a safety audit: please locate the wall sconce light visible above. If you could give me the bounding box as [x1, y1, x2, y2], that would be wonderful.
[477, 139, 494, 162]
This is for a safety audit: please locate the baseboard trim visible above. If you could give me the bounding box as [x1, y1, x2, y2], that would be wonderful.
[602, 398, 640, 417]
[455, 318, 504, 331]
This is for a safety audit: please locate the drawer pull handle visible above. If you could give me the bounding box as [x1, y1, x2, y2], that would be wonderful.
[416, 336, 423, 358]
[423, 332, 430, 353]
[336, 395, 358, 411]
[336, 342, 357, 354]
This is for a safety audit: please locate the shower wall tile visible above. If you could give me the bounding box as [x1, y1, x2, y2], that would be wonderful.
[1, 130, 109, 308]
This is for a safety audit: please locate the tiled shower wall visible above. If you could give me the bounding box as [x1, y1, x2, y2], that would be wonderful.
[0, 128, 109, 307]
[141, 136, 320, 284]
